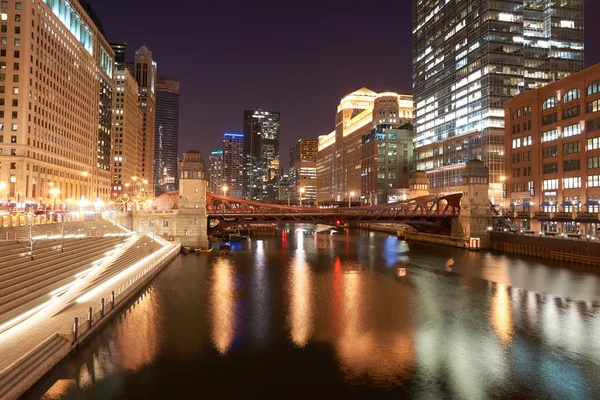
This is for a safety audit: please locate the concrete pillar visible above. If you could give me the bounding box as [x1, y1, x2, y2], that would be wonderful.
[453, 160, 493, 249]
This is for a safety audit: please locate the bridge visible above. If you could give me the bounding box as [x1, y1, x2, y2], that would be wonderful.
[205, 192, 463, 235]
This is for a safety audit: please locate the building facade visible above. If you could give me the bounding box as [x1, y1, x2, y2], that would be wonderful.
[154, 77, 179, 196]
[289, 139, 317, 203]
[0, 0, 115, 209]
[133, 45, 157, 195]
[316, 89, 413, 204]
[412, 0, 585, 202]
[361, 123, 413, 205]
[243, 109, 280, 201]
[111, 67, 143, 200]
[222, 133, 244, 198]
[505, 63, 600, 236]
[208, 150, 223, 194]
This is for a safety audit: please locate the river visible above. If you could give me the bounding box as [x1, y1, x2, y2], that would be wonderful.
[26, 226, 600, 399]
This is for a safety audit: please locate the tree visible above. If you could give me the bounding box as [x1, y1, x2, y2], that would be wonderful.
[58, 215, 66, 252]
[24, 215, 37, 260]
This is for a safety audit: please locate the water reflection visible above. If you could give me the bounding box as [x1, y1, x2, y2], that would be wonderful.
[491, 283, 513, 345]
[210, 258, 235, 355]
[30, 229, 600, 399]
[288, 232, 312, 346]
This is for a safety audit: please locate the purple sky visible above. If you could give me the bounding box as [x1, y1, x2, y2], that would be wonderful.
[90, 0, 599, 168]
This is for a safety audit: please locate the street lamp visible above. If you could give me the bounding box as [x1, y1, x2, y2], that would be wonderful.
[0, 181, 6, 208]
[81, 171, 89, 201]
[349, 191, 355, 208]
[142, 179, 148, 197]
[299, 187, 305, 207]
[221, 185, 228, 216]
[50, 188, 60, 211]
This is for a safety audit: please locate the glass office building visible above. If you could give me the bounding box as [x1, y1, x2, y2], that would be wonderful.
[412, 0, 584, 203]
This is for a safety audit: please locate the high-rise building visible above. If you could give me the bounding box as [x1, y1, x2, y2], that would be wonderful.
[0, 0, 114, 208]
[243, 110, 280, 200]
[317, 89, 413, 203]
[361, 123, 414, 205]
[110, 42, 127, 68]
[504, 63, 600, 236]
[112, 68, 143, 200]
[154, 77, 180, 195]
[222, 133, 244, 199]
[412, 0, 585, 202]
[134, 45, 157, 195]
[289, 139, 318, 203]
[278, 170, 290, 202]
[209, 150, 223, 194]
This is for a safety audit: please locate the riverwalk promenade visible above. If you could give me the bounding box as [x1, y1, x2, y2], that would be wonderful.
[0, 217, 179, 399]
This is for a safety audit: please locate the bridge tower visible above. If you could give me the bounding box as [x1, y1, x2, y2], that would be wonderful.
[453, 160, 493, 249]
[177, 151, 209, 249]
[408, 171, 430, 199]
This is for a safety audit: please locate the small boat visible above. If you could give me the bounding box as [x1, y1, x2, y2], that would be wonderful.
[229, 233, 245, 242]
[219, 245, 231, 255]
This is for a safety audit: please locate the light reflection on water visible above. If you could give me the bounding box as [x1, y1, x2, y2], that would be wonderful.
[30, 227, 600, 399]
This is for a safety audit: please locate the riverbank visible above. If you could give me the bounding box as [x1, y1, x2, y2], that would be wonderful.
[0, 242, 180, 400]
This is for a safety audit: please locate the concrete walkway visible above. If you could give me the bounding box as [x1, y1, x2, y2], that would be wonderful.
[0, 226, 180, 399]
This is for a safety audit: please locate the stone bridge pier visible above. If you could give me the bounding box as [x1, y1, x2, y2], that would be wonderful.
[132, 150, 209, 250]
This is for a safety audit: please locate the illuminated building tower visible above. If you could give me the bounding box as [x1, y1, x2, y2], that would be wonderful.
[361, 122, 413, 205]
[209, 150, 223, 194]
[317, 89, 413, 204]
[243, 110, 280, 200]
[110, 42, 126, 68]
[154, 77, 180, 195]
[0, 0, 114, 208]
[112, 68, 143, 201]
[412, 0, 584, 203]
[222, 133, 244, 199]
[289, 139, 318, 204]
[134, 45, 157, 196]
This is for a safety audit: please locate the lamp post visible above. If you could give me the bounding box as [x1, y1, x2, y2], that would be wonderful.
[299, 187, 305, 207]
[142, 179, 148, 198]
[50, 188, 60, 212]
[499, 175, 507, 213]
[221, 185, 228, 216]
[0, 181, 6, 209]
[349, 191, 355, 208]
[81, 171, 89, 201]
[132, 176, 138, 197]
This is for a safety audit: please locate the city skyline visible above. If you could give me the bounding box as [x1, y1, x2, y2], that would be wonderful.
[90, 1, 600, 167]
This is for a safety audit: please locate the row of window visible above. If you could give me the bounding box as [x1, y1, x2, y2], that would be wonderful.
[537, 82, 600, 113]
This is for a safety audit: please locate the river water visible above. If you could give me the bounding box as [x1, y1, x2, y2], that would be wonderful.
[26, 226, 600, 399]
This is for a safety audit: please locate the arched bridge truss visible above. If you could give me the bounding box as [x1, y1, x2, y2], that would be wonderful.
[205, 193, 462, 235]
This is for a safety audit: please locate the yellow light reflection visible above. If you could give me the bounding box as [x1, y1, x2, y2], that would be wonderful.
[288, 234, 312, 346]
[210, 258, 235, 355]
[113, 290, 158, 371]
[491, 284, 513, 345]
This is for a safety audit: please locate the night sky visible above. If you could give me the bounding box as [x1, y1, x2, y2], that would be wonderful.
[90, 0, 600, 167]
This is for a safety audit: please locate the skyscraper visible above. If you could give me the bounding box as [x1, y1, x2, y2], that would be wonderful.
[317, 89, 413, 203]
[289, 139, 318, 203]
[154, 77, 180, 196]
[110, 42, 127, 68]
[412, 0, 584, 203]
[209, 150, 223, 194]
[112, 68, 143, 200]
[134, 45, 157, 195]
[0, 0, 114, 207]
[243, 110, 280, 200]
[222, 133, 244, 199]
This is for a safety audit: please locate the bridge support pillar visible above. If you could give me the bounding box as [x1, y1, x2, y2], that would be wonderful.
[452, 160, 493, 250]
